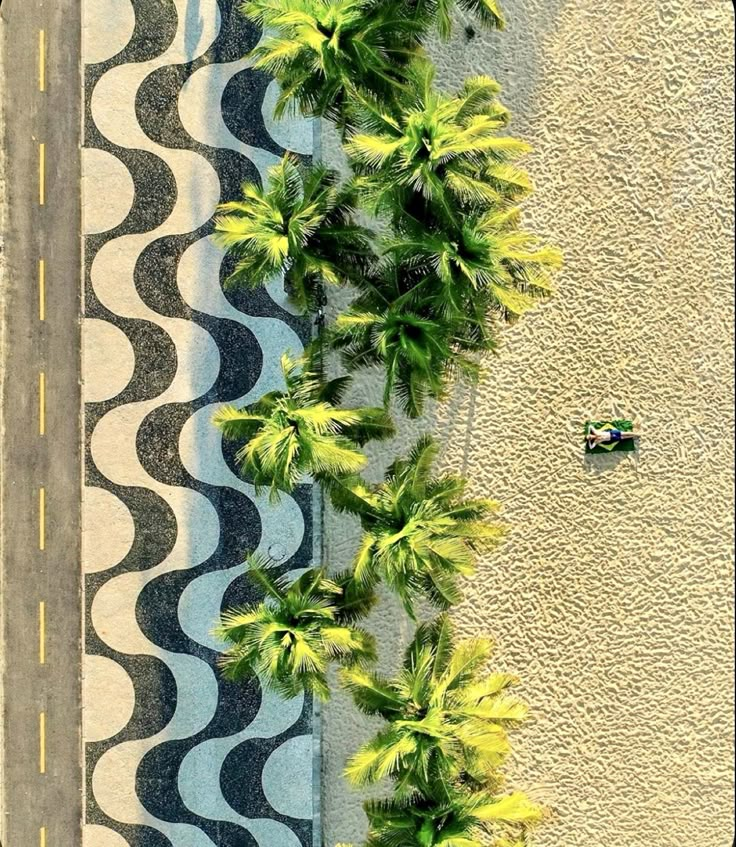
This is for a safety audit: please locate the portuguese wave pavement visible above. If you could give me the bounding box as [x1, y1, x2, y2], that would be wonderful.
[81, 1, 317, 844]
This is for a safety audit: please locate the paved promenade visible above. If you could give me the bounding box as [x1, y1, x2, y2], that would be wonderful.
[82, 1, 318, 845]
[3, 1, 318, 846]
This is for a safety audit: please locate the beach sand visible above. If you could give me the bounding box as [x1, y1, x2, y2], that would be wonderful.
[320, 2, 735, 845]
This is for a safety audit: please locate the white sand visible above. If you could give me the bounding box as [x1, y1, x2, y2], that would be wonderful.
[321, 2, 735, 845]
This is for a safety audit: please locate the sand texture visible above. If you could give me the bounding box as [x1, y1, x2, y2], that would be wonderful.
[320, 2, 735, 846]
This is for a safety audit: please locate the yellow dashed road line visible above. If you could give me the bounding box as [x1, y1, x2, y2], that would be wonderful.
[39, 259, 46, 321]
[39, 142, 45, 206]
[39, 487, 46, 551]
[37, 21, 51, 847]
[39, 601, 46, 665]
[39, 372, 46, 436]
[39, 29, 46, 92]
[39, 711, 46, 774]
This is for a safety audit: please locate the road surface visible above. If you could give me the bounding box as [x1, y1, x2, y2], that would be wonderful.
[0, 1, 82, 846]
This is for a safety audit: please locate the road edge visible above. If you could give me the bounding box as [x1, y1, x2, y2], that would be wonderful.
[0, 7, 8, 842]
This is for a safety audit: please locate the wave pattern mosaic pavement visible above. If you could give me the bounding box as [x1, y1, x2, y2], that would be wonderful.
[82, 1, 316, 844]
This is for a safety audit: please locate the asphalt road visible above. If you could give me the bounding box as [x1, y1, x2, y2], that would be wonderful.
[0, 1, 82, 844]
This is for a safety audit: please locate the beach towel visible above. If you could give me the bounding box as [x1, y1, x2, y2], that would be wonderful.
[584, 419, 636, 454]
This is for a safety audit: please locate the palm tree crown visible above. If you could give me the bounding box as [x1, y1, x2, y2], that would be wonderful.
[401, 0, 505, 40]
[213, 348, 394, 500]
[343, 615, 528, 795]
[344, 62, 561, 349]
[243, 0, 423, 120]
[216, 556, 376, 700]
[213, 155, 372, 312]
[331, 436, 504, 614]
[346, 62, 530, 223]
[386, 206, 563, 320]
[365, 786, 542, 847]
[330, 264, 494, 417]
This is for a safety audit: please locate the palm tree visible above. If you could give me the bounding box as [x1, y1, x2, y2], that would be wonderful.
[342, 615, 528, 795]
[386, 206, 563, 320]
[213, 348, 394, 500]
[213, 154, 373, 312]
[346, 61, 531, 223]
[242, 0, 423, 121]
[216, 556, 376, 700]
[330, 263, 495, 417]
[401, 0, 505, 39]
[365, 786, 542, 847]
[330, 436, 504, 614]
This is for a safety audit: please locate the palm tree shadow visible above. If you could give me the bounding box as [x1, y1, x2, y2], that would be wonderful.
[181, 2, 206, 63]
[428, 379, 479, 480]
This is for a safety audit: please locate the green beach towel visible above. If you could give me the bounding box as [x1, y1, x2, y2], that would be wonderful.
[584, 419, 636, 454]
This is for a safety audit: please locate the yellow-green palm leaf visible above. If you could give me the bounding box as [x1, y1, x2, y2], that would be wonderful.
[215, 555, 377, 700]
[330, 436, 504, 613]
[343, 615, 530, 797]
[213, 154, 373, 312]
[243, 0, 423, 120]
[363, 785, 541, 847]
[213, 348, 394, 500]
[345, 61, 528, 221]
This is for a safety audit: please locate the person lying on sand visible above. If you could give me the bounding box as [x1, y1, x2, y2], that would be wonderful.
[586, 425, 640, 448]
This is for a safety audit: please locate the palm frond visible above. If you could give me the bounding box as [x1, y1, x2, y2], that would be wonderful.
[214, 153, 374, 312]
[346, 615, 531, 802]
[243, 0, 421, 119]
[216, 558, 377, 700]
[473, 792, 543, 823]
[212, 406, 267, 441]
[214, 351, 395, 495]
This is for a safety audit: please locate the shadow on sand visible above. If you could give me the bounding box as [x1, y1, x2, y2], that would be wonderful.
[582, 448, 640, 476]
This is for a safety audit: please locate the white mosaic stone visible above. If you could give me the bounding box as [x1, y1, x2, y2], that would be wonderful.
[83, 655, 135, 742]
[82, 318, 135, 403]
[262, 735, 313, 820]
[82, 0, 136, 65]
[83, 824, 132, 847]
[82, 486, 135, 573]
[82, 148, 135, 235]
